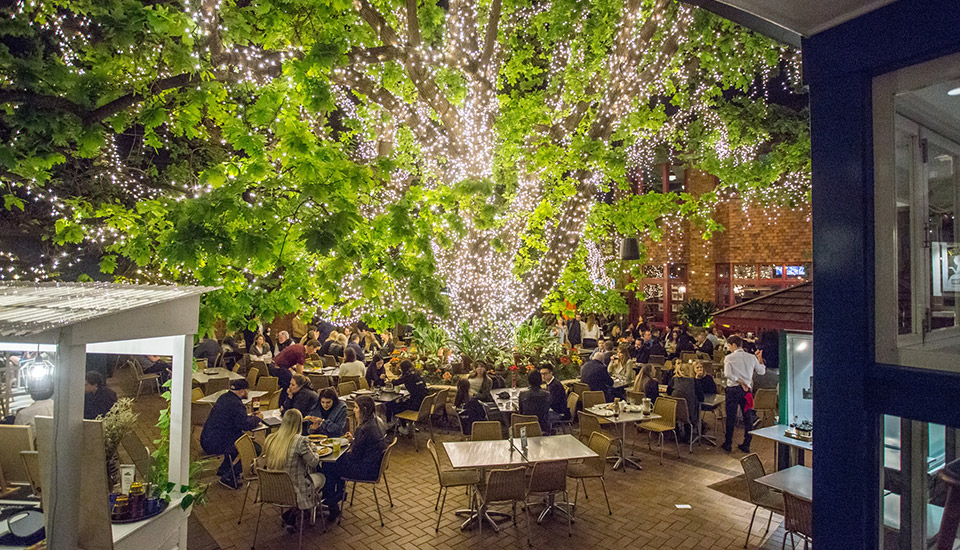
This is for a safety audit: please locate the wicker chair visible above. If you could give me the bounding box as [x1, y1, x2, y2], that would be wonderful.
[245, 367, 260, 390]
[740, 453, 784, 548]
[340, 376, 363, 391]
[526, 460, 571, 536]
[337, 381, 358, 397]
[471, 421, 503, 441]
[252, 468, 323, 550]
[190, 402, 213, 449]
[323, 354, 338, 367]
[477, 467, 531, 544]
[131, 360, 161, 398]
[431, 389, 450, 425]
[510, 414, 539, 429]
[638, 397, 680, 464]
[781, 491, 812, 549]
[511, 422, 542, 438]
[256, 376, 278, 394]
[235, 434, 261, 525]
[581, 391, 605, 409]
[427, 439, 480, 532]
[566, 431, 613, 516]
[753, 388, 779, 428]
[648, 354, 666, 366]
[550, 393, 579, 434]
[191, 387, 205, 402]
[671, 396, 695, 452]
[570, 382, 590, 398]
[205, 376, 230, 395]
[308, 373, 329, 390]
[396, 393, 437, 451]
[341, 437, 398, 527]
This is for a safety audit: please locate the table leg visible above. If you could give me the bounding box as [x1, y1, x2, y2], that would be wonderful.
[776, 442, 791, 471]
[536, 493, 575, 524]
[612, 422, 642, 471]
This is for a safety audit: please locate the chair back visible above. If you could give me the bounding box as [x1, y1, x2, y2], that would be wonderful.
[308, 374, 330, 390]
[510, 414, 539, 428]
[358, 376, 370, 390]
[680, 352, 698, 363]
[416, 393, 437, 423]
[626, 390, 644, 405]
[471, 421, 503, 441]
[341, 376, 362, 390]
[578, 411, 602, 443]
[712, 350, 725, 363]
[511, 421, 542, 438]
[649, 354, 666, 366]
[205, 376, 229, 394]
[257, 376, 279, 393]
[582, 390, 605, 409]
[740, 453, 777, 506]
[337, 381, 358, 397]
[191, 401, 213, 427]
[121, 431, 151, 479]
[583, 432, 613, 474]
[431, 389, 448, 419]
[256, 469, 299, 507]
[753, 388, 778, 410]
[323, 355, 337, 367]
[484, 467, 527, 503]
[528, 459, 567, 494]
[427, 439, 445, 480]
[376, 437, 398, 483]
[249, 360, 267, 374]
[0, 425, 34, 482]
[191, 387, 205, 402]
[196, 358, 208, 370]
[566, 392, 580, 417]
[571, 382, 590, 397]
[235, 433, 259, 479]
[782, 491, 813, 538]
[245, 367, 259, 389]
[652, 395, 678, 425]
[266, 390, 281, 410]
[671, 396, 690, 424]
[19, 451, 40, 495]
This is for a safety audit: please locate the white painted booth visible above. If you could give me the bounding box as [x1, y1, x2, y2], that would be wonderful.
[0, 282, 216, 549]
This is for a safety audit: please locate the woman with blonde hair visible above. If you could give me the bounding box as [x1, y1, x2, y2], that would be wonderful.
[261, 409, 324, 529]
[608, 343, 636, 385]
[581, 313, 601, 350]
[633, 363, 659, 402]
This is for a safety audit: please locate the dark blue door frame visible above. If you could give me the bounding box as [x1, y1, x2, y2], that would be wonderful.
[805, 0, 960, 546]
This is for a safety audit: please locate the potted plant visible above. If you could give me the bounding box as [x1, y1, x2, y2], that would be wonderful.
[100, 398, 138, 489]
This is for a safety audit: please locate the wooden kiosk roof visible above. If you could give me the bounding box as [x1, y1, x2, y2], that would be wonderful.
[712, 281, 812, 332]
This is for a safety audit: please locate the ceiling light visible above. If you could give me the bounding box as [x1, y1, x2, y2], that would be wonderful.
[948, 87, 960, 96]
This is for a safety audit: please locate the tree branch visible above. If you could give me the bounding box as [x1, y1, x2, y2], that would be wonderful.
[405, 0, 421, 47]
[88, 73, 201, 122]
[345, 45, 402, 66]
[480, 0, 501, 68]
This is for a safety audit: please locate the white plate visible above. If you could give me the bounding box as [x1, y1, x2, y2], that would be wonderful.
[591, 409, 614, 417]
[319, 437, 349, 447]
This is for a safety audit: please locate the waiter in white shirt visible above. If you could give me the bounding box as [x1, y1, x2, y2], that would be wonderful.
[722, 334, 765, 453]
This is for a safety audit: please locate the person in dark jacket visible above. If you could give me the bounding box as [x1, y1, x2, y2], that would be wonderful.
[282, 374, 319, 417]
[580, 350, 614, 402]
[200, 379, 262, 488]
[194, 336, 221, 367]
[636, 364, 660, 402]
[347, 334, 365, 362]
[566, 312, 582, 347]
[696, 332, 715, 357]
[669, 326, 697, 360]
[272, 340, 319, 409]
[694, 361, 717, 395]
[519, 370, 552, 433]
[365, 355, 387, 388]
[395, 360, 428, 412]
[649, 337, 667, 360]
[305, 388, 348, 437]
[321, 395, 387, 522]
[454, 378, 487, 436]
[632, 333, 652, 363]
[540, 364, 570, 422]
[83, 371, 117, 419]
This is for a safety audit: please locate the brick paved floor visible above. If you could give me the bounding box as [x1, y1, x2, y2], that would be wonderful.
[116, 370, 796, 550]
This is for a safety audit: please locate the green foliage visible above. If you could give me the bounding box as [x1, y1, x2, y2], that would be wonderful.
[150, 381, 209, 509]
[512, 316, 557, 357]
[543, 244, 629, 317]
[677, 298, 717, 327]
[447, 321, 498, 365]
[411, 322, 449, 358]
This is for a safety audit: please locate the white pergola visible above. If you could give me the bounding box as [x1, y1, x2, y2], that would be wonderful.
[0, 281, 216, 549]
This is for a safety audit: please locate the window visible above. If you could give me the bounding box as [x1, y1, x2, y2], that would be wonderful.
[875, 51, 960, 370]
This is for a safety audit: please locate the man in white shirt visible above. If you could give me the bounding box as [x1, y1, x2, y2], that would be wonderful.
[722, 334, 766, 453]
[15, 377, 55, 431]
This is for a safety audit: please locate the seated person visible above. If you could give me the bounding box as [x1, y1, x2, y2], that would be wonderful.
[454, 378, 487, 436]
[15, 375, 54, 430]
[632, 363, 659, 402]
[282, 374, 318, 417]
[539, 363, 570, 422]
[695, 332, 714, 358]
[694, 361, 717, 395]
[518, 371, 551, 433]
[338, 348, 366, 379]
[194, 336, 221, 368]
[667, 362, 703, 441]
[580, 349, 615, 402]
[200, 379, 262, 488]
[467, 362, 494, 402]
[83, 371, 117, 419]
[248, 333, 273, 364]
[321, 396, 387, 522]
[607, 344, 636, 386]
[261, 409, 323, 529]
[365, 355, 387, 388]
[305, 388, 348, 437]
[394, 360, 427, 412]
[659, 359, 675, 386]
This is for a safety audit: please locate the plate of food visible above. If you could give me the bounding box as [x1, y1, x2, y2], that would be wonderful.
[319, 437, 349, 447]
[590, 408, 614, 417]
[623, 404, 643, 413]
[353, 389, 374, 395]
[203, 368, 219, 375]
[308, 434, 325, 442]
[316, 446, 333, 457]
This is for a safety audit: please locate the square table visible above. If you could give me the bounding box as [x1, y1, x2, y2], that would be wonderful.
[584, 405, 661, 470]
[192, 367, 244, 385]
[196, 389, 267, 405]
[755, 465, 812, 500]
[493, 388, 520, 413]
[751, 424, 812, 470]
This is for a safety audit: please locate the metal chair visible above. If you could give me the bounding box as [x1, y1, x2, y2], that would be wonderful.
[581, 391, 605, 409]
[526, 459, 572, 535]
[396, 393, 436, 451]
[566, 431, 613, 516]
[323, 355, 337, 367]
[427, 439, 480, 532]
[510, 414, 540, 430]
[672, 395, 696, 452]
[471, 421, 503, 441]
[205, 376, 230, 395]
[190, 402, 213, 449]
[235, 433, 261, 524]
[477, 467, 531, 544]
[245, 367, 259, 390]
[308, 373, 331, 390]
[340, 376, 363, 391]
[570, 382, 590, 398]
[252, 468, 320, 550]
[131, 360, 161, 398]
[740, 453, 784, 548]
[781, 491, 812, 549]
[638, 397, 680, 464]
[341, 437, 397, 527]
[649, 354, 666, 366]
[431, 389, 449, 425]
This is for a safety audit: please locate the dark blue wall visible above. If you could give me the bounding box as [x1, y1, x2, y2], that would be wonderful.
[804, 0, 960, 546]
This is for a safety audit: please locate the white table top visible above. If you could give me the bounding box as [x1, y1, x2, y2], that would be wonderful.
[192, 367, 244, 384]
[443, 435, 598, 469]
[755, 465, 812, 500]
[701, 393, 725, 408]
[585, 405, 661, 424]
[303, 365, 340, 376]
[196, 389, 268, 405]
[751, 424, 813, 451]
[493, 388, 520, 412]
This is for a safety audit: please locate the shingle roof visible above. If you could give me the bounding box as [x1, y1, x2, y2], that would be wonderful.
[713, 281, 812, 329]
[0, 282, 216, 337]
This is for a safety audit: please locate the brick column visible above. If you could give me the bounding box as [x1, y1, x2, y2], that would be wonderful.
[684, 169, 718, 302]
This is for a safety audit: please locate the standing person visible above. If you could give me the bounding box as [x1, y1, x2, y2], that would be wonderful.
[304, 388, 348, 437]
[83, 371, 117, 419]
[539, 364, 570, 423]
[282, 374, 319, 416]
[272, 340, 320, 409]
[519, 370, 551, 433]
[552, 317, 567, 347]
[567, 312, 582, 348]
[365, 355, 387, 388]
[200, 379, 262, 488]
[321, 396, 387, 522]
[581, 314, 601, 350]
[721, 335, 766, 453]
[260, 409, 323, 529]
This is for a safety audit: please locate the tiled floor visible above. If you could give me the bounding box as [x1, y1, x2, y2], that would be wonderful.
[116, 370, 796, 550]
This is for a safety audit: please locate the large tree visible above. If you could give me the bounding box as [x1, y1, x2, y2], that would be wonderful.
[0, 0, 808, 334]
